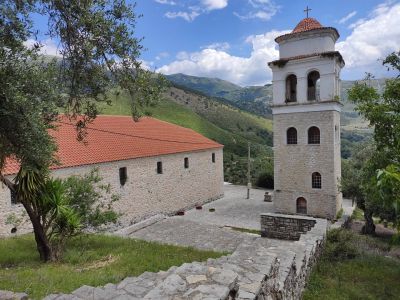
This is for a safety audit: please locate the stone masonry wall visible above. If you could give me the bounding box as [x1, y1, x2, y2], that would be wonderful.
[0, 148, 224, 236]
[273, 109, 342, 219]
[41, 218, 328, 300]
[261, 213, 316, 240]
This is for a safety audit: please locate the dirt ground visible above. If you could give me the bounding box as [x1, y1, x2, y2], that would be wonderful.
[349, 219, 400, 260]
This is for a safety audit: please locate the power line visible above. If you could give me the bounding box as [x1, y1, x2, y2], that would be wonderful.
[57, 120, 220, 146]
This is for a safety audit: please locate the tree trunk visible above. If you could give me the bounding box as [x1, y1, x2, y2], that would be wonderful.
[362, 209, 376, 235]
[21, 201, 54, 262]
[1, 172, 54, 261]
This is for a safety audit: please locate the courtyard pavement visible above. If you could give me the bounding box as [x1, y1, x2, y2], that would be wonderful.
[129, 184, 273, 252]
[129, 184, 353, 252]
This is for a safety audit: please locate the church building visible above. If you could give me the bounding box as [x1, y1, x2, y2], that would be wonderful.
[0, 116, 224, 236]
[268, 16, 344, 219]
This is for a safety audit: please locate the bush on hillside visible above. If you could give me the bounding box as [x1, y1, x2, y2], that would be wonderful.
[255, 172, 274, 189]
[323, 229, 360, 261]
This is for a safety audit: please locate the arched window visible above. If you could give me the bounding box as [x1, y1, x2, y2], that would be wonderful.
[287, 127, 297, 144]
[296, 197, 307, 214]
[312, 172, 322, 189]
[285, 74, 297, 102]
[307, 71, 320, 101]
[308, 126, 320, 144]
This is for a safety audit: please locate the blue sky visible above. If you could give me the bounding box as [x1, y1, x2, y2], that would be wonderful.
[30, 0, 400, 86]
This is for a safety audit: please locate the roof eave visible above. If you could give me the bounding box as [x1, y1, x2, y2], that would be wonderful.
[275, 27, 340, 44]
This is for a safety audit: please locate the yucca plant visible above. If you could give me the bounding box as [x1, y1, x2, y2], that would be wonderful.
[15, 167, 82, 261]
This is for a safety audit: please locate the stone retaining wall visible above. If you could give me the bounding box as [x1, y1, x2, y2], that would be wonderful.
[261, 213, 316, 240]
[40, 218, 327, 300]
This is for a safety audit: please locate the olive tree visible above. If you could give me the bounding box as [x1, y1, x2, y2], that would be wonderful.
[0, 0, 164, 261]
[347, 51, 400, 234]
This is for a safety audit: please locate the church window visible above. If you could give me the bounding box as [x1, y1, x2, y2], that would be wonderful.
[308, 126, 320, 144]
[119, 167, 128, 186]
[312, 172, 322, 189]
[184, 157, 189, 169]
[307, 71, 320, 101]
[296, 197, 307, 214]
[10, 190, 17, 205]
[287, 127, 297, 144]
[212, 153, 215, 163]
[157, 162, 163, 174]
[285, 74, 297, 102]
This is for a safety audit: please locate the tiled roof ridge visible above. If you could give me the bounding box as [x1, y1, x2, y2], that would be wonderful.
[57, 117, 218, 146]
[292, 17, 322, 33]
[3, 115, 223, 176]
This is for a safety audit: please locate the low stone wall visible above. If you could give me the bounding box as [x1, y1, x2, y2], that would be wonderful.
[42, 218, 327, 300]
[261, 213, 316, 240]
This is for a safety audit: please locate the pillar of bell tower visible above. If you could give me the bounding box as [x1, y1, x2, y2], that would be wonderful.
[268, 17, 345, 219]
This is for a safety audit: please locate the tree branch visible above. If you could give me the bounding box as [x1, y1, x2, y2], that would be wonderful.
[0, 172, 15, 192]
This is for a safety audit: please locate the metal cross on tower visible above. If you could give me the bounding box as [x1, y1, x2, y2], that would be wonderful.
[304, 6, 311, 18]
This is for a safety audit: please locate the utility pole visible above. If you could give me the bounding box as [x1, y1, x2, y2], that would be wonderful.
[247, 142, 251, 199]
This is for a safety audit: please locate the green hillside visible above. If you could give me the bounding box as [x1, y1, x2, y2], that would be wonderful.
[167, 73, 241, 96]
[166, 73, 386, 130]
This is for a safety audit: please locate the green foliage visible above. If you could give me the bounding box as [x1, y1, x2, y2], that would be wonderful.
[12, 168, 119, 261]
[377, 164, 400, 234]
[0, 0, 164, 262]
[323, 229, 360, 261]
[0, 234, 225, 299]
[304, 228, 400, 300]
[346, 52, 400, 233]
[255, 172, 274, 189]
[63, 168, 119, 229]
[336, 208, 344, 220]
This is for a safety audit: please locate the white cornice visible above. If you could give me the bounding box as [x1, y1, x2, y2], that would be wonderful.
[272, 101, 342, 114]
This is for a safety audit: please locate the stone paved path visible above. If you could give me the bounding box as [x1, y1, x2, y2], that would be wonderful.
[180, 184, 273, 231]
[130, 218, 252, 252]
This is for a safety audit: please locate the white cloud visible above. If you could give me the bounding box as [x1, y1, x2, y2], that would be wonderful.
[234, 0, 278, 21]
[337, 2, 400, 72]
[155, 0, 176, 5]
[202, 42, 230, 51]
[155, 52, 170, 61]
[24, 39, 61, 57]
[202, 0, 228, 10]
[157, 30, 288, 86]
[338, 11, 357, 24]
[159, 2, 400, 85]
[165, 10, 200, 21]
[164, 0, 228, 22]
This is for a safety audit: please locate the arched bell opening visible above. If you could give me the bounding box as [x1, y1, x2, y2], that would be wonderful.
[307, 71, 320, 101]
[285, 74, 297, 102]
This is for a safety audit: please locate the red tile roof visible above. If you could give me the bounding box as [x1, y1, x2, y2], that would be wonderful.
[292, 18, 322, 33]
[275, 18, 339, 43]
[3, 116, 223, 175]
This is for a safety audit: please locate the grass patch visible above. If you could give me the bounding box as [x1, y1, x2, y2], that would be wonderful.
[0, 234, 225, 299]
[229, 227, 261, 235]
[303, 228, 400, 300]
[335, 208, 344, 220]
[351, 207, 364, 221]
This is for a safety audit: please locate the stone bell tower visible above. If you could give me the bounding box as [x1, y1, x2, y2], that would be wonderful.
[268, 16, 344, 219]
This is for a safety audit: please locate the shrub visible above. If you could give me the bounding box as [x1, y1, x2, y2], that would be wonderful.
[256, 172, 274, 189]
[323, 229, 360, 261]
